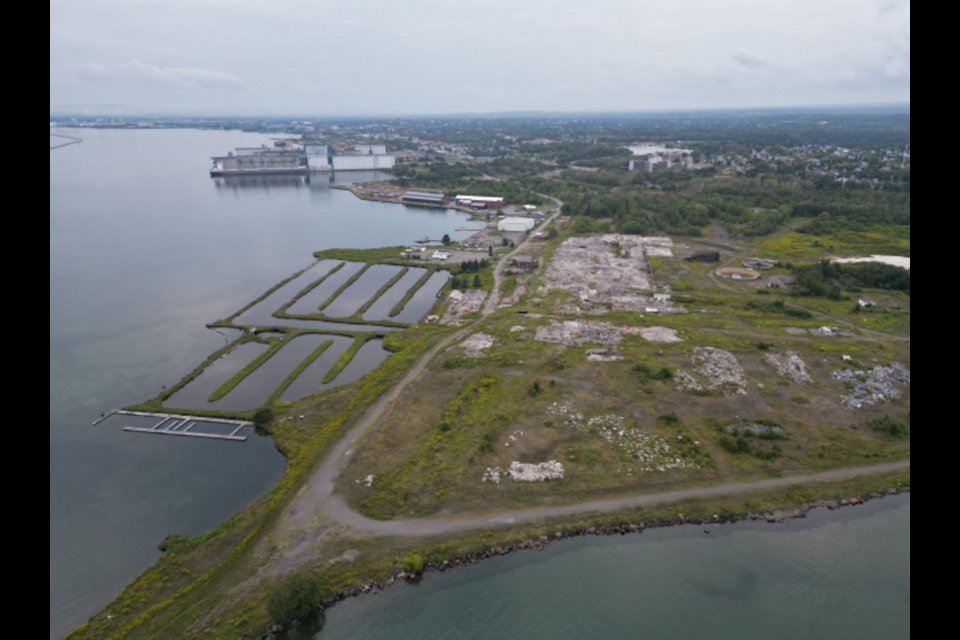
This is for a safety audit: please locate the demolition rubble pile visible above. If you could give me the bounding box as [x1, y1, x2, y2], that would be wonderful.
[547, 405, 699, 472]
[676, 347, 748, 396]
[831, 362, 910, 409]
[483, 461, 565, 483]
[535, 320, 624, 346]
[460, 332, 496, 357]
[638, 326, 683, 343]
[539, 236, 680, 313]
[763, 351, 813, 383]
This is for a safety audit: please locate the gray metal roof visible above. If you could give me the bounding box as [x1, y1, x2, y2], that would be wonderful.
[403, 191, 445, 200]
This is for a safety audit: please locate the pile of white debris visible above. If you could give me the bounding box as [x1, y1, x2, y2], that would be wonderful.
[676, 347, 747, 396]
[764, 351, 813, 383]
[483, 461, 565, 483]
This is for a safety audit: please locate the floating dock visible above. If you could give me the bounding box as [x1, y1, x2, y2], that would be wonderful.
[94, 410, 253, 442]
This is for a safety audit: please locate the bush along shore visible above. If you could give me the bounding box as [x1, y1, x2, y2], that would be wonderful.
[252, 483, 909, 639]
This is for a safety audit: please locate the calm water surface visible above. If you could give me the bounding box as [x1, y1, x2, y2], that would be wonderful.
[49, 128, 472, 638]
[363, 267, 428, 321]
[322, 265, 403, 318]
[392, 270, 450, 323]
[303, 495, 910, 640]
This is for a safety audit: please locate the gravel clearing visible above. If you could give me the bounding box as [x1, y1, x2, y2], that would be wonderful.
[460, 332, 496, 357]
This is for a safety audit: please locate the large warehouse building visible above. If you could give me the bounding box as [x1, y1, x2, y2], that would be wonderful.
[211, 141, 395, 175]
[498, 217, 536, 232]
[454, 195, 506, 209]
[402, 191, 448, 206]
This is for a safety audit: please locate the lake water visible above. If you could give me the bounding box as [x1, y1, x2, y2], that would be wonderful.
[49, 128, 472, 638]
[301, 494, 910, 640]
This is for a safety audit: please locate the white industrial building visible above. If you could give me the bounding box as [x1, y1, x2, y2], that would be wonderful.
[498, 217, 536, 232]
[355, 144, 387, 155]
[454, 195, 506, 209]
[331, 154, 395, 171]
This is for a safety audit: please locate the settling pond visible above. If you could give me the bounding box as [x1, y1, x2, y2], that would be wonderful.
[50, 127, 472, 638]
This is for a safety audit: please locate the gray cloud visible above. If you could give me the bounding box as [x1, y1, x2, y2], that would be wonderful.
[54, 59, 249, 91]
[48, 0, 910, 113]
[733, 51, 767, 69]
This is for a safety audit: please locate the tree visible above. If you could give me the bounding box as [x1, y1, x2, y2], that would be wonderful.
[529, 380, 541, 396]
[450, 276, 461, 290]
[502, 237, 509, 246]
[441, 234, 451, 245]
[488, 245, 494, 257]
[473, 274, 482, 288]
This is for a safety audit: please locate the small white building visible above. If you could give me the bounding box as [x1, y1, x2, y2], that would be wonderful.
[432, 251, 451, 261]
[498, 217, 536, 233]
[653, 293, 671, 302]
[523, 205, 537, 212]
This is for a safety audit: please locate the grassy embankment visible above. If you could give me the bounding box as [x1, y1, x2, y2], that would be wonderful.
[69, 324, 459, 640]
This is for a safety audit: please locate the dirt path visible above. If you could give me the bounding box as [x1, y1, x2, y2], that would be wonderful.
[274, 206, 906, 556]
[279, 197, 565, 538]
[318, 459, 910, 537]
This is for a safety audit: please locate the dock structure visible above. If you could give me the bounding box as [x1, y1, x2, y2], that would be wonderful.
[95, 409, 253, 442]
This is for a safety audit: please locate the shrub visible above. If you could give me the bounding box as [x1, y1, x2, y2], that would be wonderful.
[267, 572, 324, 623]
[402, 553, 426, 574]
[529, 380, 542, 396]
[253, 407, 274, 428]
[868, 415, 909, 438]
[657, 411, 681, 427]
[652, 366, 674, 380]
[757, 341, 775, 350]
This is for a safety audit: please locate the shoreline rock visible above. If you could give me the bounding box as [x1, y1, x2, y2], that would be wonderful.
[252, 486, 909, 639]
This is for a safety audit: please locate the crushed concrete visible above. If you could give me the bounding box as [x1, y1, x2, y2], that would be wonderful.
[638, 326, 682, 343]
[510, 325, 525, 332]
[548, 406, 700, 472]
[587, 353, 624, 362]
[764, 351, 813, 383]
[677, 347, 748, 396]
[506, 461, 564, 482]
[460, 332, 496, 357]
[831, 362, 910, 409]
[535, 320, 623, 346]
[481, 467, 503, 484]
[442, 289, 488, 323]
[540, 235, 681, 313]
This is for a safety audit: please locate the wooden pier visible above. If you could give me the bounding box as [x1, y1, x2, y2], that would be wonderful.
[94, 410, 253, 442]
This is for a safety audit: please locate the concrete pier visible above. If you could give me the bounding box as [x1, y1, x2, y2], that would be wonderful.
[122, 427, 247, 441]
[95, 409, 254, 442]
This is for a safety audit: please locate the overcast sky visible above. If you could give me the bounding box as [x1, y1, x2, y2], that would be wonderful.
[49, 0, 910, 115]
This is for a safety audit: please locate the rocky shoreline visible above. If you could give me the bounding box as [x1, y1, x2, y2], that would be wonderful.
[256, 486, 909, 639]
